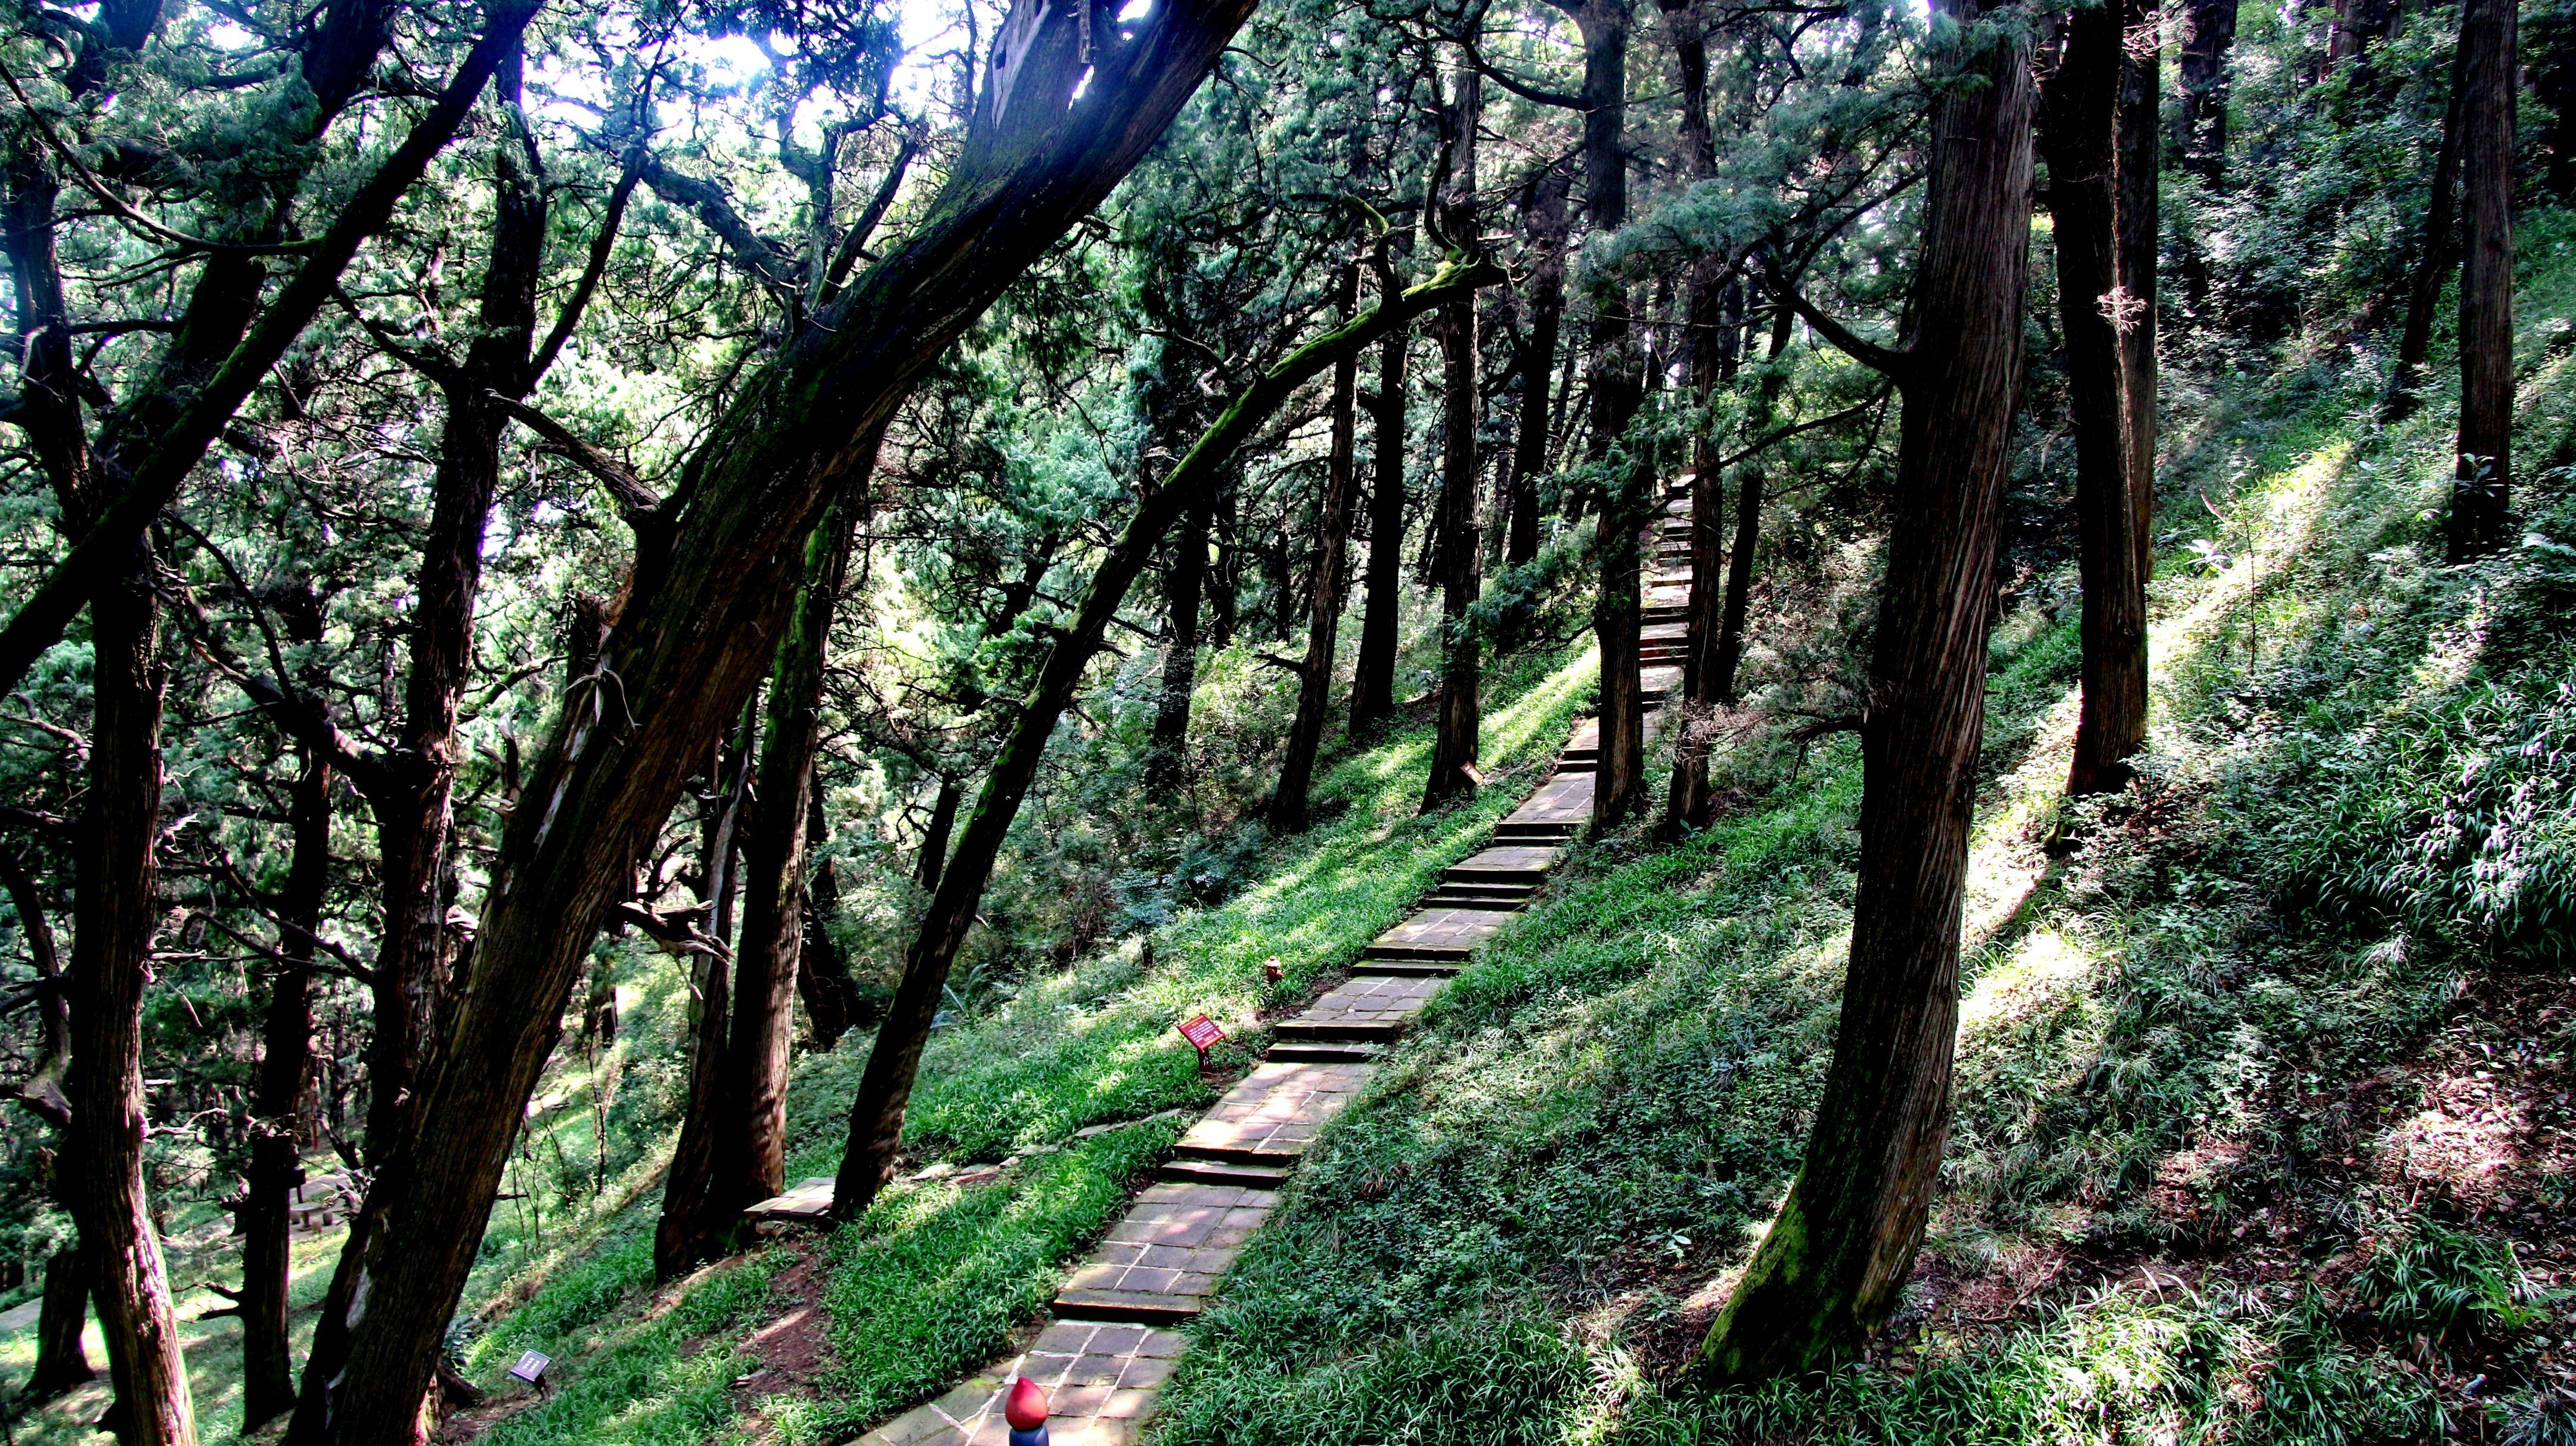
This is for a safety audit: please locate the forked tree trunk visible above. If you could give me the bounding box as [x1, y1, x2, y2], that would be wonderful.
[1699, 0, 2032, 1376]
[1423, 67, 1484, 812]
[283, 5, 1267, 1431]
[241, 742, 331, 1427]
[1708, 304, 1794, 708]
[1271, 265, 1364, 832]
[2046, 0, 2152, 797]
[2385, 58, 2467, 424]
[2449, 0, 2515, 562]
[1350, 287, 1411, 733]
[832, 258, 1501, 1220]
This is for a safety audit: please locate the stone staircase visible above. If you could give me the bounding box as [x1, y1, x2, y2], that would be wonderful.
[841, 491, 1701, 1446]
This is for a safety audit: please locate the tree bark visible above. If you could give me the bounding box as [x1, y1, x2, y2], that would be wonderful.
[1567, 0, 1648, 833]
[2449, 0, 2515, 562]
[2385, 55, 2468, 424]
[1504, 173, 1570, 572]
[655, 702, 758, 1279]
[2045, 0, 2153, 796]
[1147, 497, 1213, 794]
[1350, 279, 1412, 733]
[29, 1247, 95, 1398]
[1271, 264, 1365, 832]
[1709, 302, 1795, 709]
[242, 740, 331, 1428]
[1423, 67, 1484, 812]
[1661, 0, 1728, 832]
[2171, 0, 2237, 181]
[1700, 0, 2033, 1376]
[833, 257, 1502, 1220]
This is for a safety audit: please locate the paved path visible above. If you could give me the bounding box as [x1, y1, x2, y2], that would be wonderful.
[832, 494, 1706, 1445]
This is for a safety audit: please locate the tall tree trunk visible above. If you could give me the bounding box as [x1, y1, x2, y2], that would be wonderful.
[241, 739, 331, 1428]
[832, 258, 1499, 1221]
[1700, 0, 2033, 1376]
[1709, 304, 1796, 708]
[2386, 55, 2468, 423]
[2119, 11, 2159, 590]
[798, 801, 870, 1052]
[1350, 284, 1412, 733]
[1147, 498, 1213, 794]
[655, 704, 758, 1279]
[1271, 265, 1364, 832]
[283, 6, 1268, 1430]
[4, 851, 91, 1399]
[1424, 67, 1484, 811]
[2047, 0, 2153, 796]
[67, 548, 198, 1446]
[2171, 0, 2238, 180]
[1661, 0, 1728, 831]
[2449, 0, 2515, 562]
[1573, 0, 1647, 833]
[1505, 172, 1570, 571]
[913, 776, 961, 891]
[705, 491, 861, 1258]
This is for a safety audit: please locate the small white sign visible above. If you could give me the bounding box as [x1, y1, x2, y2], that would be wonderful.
[508, 1350, 551, 1385]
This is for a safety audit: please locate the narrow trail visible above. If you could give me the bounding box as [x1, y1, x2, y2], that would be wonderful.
[838, 497, 1697, 1446]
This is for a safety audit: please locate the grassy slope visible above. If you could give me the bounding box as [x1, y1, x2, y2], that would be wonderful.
[417, 640, 1597, 1446]
[1149, 230, 2576, 1445]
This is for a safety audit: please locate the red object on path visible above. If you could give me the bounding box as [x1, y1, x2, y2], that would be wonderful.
[1005, 1376, 1050, 1431]
[1177, 1014, 1225, 1055]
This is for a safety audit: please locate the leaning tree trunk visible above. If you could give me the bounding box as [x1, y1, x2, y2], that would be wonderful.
[1271, 265, 1363, 832]
[66, 548, 198, 1446]
[1349, 283, 1412, 734]
[1698, 0, 2033, 1377]
[2385, 57, 2467, 425]
[29, 1247, 95, 1398]
[833, 258, 1501, 1221]
[241, 745, 331, 1426]
[705, 488, 863, 1256]
[1423, 68, 1484, 812]
[281, 5, 1268, 1432]
[2449, 0, 2515, 562]
[2046, 0, 2152, 797]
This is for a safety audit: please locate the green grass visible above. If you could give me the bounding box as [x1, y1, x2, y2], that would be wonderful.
[422, 639, 1599, 1446]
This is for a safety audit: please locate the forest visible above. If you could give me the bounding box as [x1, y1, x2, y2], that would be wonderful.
[0, 0, 2569, 1435]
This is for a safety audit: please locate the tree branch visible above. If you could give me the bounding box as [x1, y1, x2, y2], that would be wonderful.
[487, 393, 666, 529]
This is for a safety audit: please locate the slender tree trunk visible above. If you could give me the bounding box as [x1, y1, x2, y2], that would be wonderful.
[798, 789, 869, 1051]
[913, 777, 961, 891]
[30, 1247, 95, 1398]
[706, 491, 861, 1253]
[833, 259, 1499, 1221]
[655, 704, 757, 1279]
[1350, 285, 1411, 733]
[1272, 265, 1364, 832]
[2386, 57, 2468, 423]
[1147, 498, 1213, 792]
[2119, 13, 2159, 590]
[2449, 0, 2515, 562]
[1710, 305, 1795, 708]
[282, 5, 1267, 1429]
[67, 549, 197, 1446]
[1574, 0, 1647, 833]
[1700, 0, 2033, 1375]
[242, 743, 330, 1427]
[1661, 0, 1728, 831]
[2047, 0, 2152, 796]
[1505, 174, 1570, 572]
[1424, 67, 1484, 811]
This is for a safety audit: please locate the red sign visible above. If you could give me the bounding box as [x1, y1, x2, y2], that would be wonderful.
[1176, 1014, 1225, 1052]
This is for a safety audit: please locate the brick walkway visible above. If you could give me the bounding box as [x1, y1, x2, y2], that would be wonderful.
[838, 494, 1703, 1445]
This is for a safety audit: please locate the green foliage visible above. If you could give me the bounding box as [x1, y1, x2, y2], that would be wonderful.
[2354, 1215, 2552, 1340]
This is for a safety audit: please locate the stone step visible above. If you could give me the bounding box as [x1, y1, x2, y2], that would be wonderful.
[1424, 881, 1533, 903]
[1443, 846, 1560, 884]
[1349, 958, 1461, 978]
[1264, 1039, 1390, 1061]
[1051, 1180, 1278, 1324]
[1496, 820, 1579, 841]
[1551, 760, 1598, 775]
[1359, 942, 1475, 963]
[1418, 891, 1526, 911]
[1270, 1016, 1409, 1043]
[1157, 1158, 1292, 1188]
